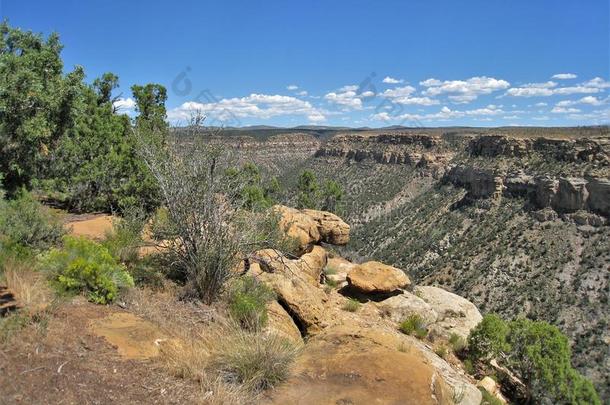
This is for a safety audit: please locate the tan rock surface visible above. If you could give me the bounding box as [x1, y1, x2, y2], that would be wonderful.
[347, 261, 411, 294]
[88, 312, 168, 360]
[275, 206, 321, 252]
[378, 292, 438, 325]
[265, 321, 481, 405]
[65, 214, 114, 240]
[415, 286, 482, 340]
[255, 250, 330, 334]
[297, 245, 327, 283]
[302, 209, 350, 245]
[274, 205, 350, 252]
[266, 300, 303, 344]
[477, 376, 508, 404]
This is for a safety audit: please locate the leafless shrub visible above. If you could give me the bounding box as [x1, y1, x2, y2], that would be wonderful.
[136, 114, 245, 303]
[136, 113, 292, 304]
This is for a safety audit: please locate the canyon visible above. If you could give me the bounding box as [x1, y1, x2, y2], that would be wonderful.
[224, 127, 610, 397]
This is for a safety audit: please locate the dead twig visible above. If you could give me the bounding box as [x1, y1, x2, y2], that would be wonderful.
[20, 366, 46, 375]
[57, 360, 70, 374]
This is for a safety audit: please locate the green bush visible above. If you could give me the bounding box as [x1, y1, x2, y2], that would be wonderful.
[0, 191, 65, 257]
[449, 332, 467, 353]
[400, 314, 428, 339]
[468, 313, 509, 360]
[468, 315, 601, 404]
[435, 345, 449, 359]
[479, 387, 504, 405]
[228, 276, 275, 330]
[506, 319, 600, 404]
[42, 236, 134, 304]
[323, 266, 339, 288]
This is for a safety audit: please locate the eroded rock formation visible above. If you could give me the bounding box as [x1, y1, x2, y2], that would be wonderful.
[255, 206, 484, 404]
[443, 165, 610, 217]
[315, 132, 452, 171]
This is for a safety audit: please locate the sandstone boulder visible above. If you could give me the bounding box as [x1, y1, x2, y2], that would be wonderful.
[415, 286, 482, 340]
[346, 261, 411, 295]
[254, 247, 327, 287]
[324, 256, 357, 286]
[377, 292, 438, 325]
[275, 206, 320, 252]
[254, 250, 330, 334]
[296, 245, 327, 282]
[302, 209, 350, 245]
[274, 205, 350, 252]
[265, 300, 303, 344]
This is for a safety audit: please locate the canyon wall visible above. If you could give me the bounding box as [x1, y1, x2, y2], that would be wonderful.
[314, 132, 610, 218]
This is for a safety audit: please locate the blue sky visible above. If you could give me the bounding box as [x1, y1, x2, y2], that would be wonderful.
[3, 0, 609, 127]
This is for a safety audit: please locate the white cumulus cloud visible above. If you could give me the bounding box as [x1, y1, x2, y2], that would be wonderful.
[168, 93, 326, 124]
[556, 96, 607, 107]
[582, 77, 610, 89]
[506, 77, 608, 97]
[382, 76, 404, 84]
[393, 96, 439, 106]
[420, 76, 510, 102]
[381, 85, 416, 98]
[551, 73, 577, 80]
[324, 85, 368, 109]
[287, 85, 299, 90]
[371, 104, 505, 122]
[551, 106, 581, 114]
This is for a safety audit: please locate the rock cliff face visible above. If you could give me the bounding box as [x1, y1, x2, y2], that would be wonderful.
[315, 132, 453, 172]
[315, 132, 609, 170]
[310, 131, 610, 217]
[469, 135, 610, 164]
[223, 133, 321, 175]
[443, 166, 610, 217]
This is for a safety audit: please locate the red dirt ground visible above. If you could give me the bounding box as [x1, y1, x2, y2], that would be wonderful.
[0, 298, 202, 404]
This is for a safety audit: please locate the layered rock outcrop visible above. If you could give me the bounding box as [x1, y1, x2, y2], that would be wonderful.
[469, 135, 609, 164]
[274, 205, 350, 252]
[315, 132, 452, 170]
[255, 206, 483, 404]
[444, 165, 610, 217]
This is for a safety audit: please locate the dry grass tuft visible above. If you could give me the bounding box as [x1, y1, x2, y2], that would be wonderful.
[126, 287, 298, 399]
[3, 258, 52, 312]
[209, 326, 300, 391]
[197, 377, 251, 405]
[159, 320, 299, 395]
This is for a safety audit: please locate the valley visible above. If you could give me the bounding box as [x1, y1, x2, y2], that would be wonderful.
[228, 127, 610, 396]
